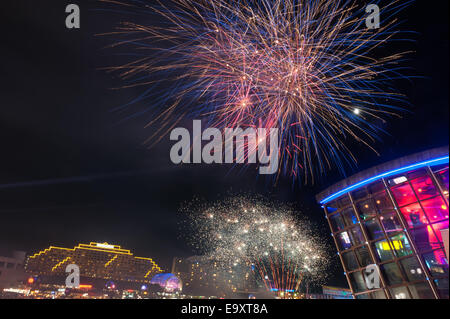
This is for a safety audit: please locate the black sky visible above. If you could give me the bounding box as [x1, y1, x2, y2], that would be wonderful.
[0, 0, 448, 288]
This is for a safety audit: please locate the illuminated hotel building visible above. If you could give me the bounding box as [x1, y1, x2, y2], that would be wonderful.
[25, 242, 162, 287]
[316, 147, 449, 299]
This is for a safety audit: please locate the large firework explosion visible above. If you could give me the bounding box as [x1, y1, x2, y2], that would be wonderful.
[181, 196, 331, 297]
[102, 0, 413, 182]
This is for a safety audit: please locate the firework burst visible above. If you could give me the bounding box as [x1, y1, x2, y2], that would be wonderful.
[181, 195, 331, 297]
[102, 0, 413, 182]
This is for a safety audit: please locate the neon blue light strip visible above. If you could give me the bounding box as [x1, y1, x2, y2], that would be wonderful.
[320, 156, 449, 205]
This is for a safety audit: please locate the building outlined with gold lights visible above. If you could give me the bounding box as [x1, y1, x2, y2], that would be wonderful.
[25, 242, 162, 286]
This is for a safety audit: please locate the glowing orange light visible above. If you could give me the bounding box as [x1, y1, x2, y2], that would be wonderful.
[27, 277, 35, 284]
[79, 285, 93, 290]
[441, 205, 448, 210]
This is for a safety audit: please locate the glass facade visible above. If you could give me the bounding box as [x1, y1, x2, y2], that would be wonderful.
[319, 154, 449, 299]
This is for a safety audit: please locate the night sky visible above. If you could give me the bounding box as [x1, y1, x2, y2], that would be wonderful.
[1, 0, 448, 288]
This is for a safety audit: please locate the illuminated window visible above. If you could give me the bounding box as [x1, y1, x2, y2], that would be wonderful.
[410, 175, 438, 201]
[400, 257, 425, 282]
[422, 250, 449, 276]
[373, 191, 394, 212]
[380, 213, 403, 234]
[389, 233, 413, 258]
[410, 226, 439, 252]
[432, 221, 450, 244]
[388, 175, 408, 186]
[390, 286, 410, 299]
[336, 232, 352, 251]
[356, 199, 377, 220]
[407, 168, 428, 181]
[374, 239, 395, 262]
[391, 183, 417, 207]
[400, 203, 429, 229]
[350, 226, 365, 246]
[421, 196, 449, 223]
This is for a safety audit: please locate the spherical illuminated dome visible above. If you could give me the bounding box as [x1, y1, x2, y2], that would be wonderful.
[150, 273, 182, 292]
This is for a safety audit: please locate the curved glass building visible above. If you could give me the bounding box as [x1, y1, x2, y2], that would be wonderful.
[316, 147, 449, 299]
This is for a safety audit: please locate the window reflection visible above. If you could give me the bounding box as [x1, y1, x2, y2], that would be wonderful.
[390, 286, 410, 299]
[392, 183, 417, 207]
[329, 213, 345, 232]
[374, 239, 395, 262]
[341, 207, 358, 226]
[380, 213, 403, 234]
[373, 191, 394, 212]
[326, 206, 338, 215]
[335, 195, 351, 209]
[356, 200, 377, 220]
[407, 168, 428, 181]
[350, 226, 365, 246]
[434, 278, 449, 299]
[400, 257, 425, 282]
[389, 233, 413, 257]
[432, 221, 449, 244]
[400, 203, 429, 229]
[365, 219, 385, 240]
[391, 183, 417, 207]
[381, 263, 404, 286]
[337, 231, 352, 251]
[411, 175, 438, 201]
[349, 271, 367, 293]
[355, 246, 373, 268]
[410, 226, 439, 252]
[408, 283, 435, 299]
[325, 164, 449, 299]
[342, 251, 359, 271]
[421, 196, 449, 223]
[422, 250, 449, 276]
[370, 290, 387, 299]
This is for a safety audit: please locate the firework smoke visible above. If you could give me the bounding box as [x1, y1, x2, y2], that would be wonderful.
[181, 195, 331, 297]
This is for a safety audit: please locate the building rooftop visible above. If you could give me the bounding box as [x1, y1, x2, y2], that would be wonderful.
[316, 146, 449, 205]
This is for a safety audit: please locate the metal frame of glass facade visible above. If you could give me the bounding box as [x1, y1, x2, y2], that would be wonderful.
[317, 149, 449, 299]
